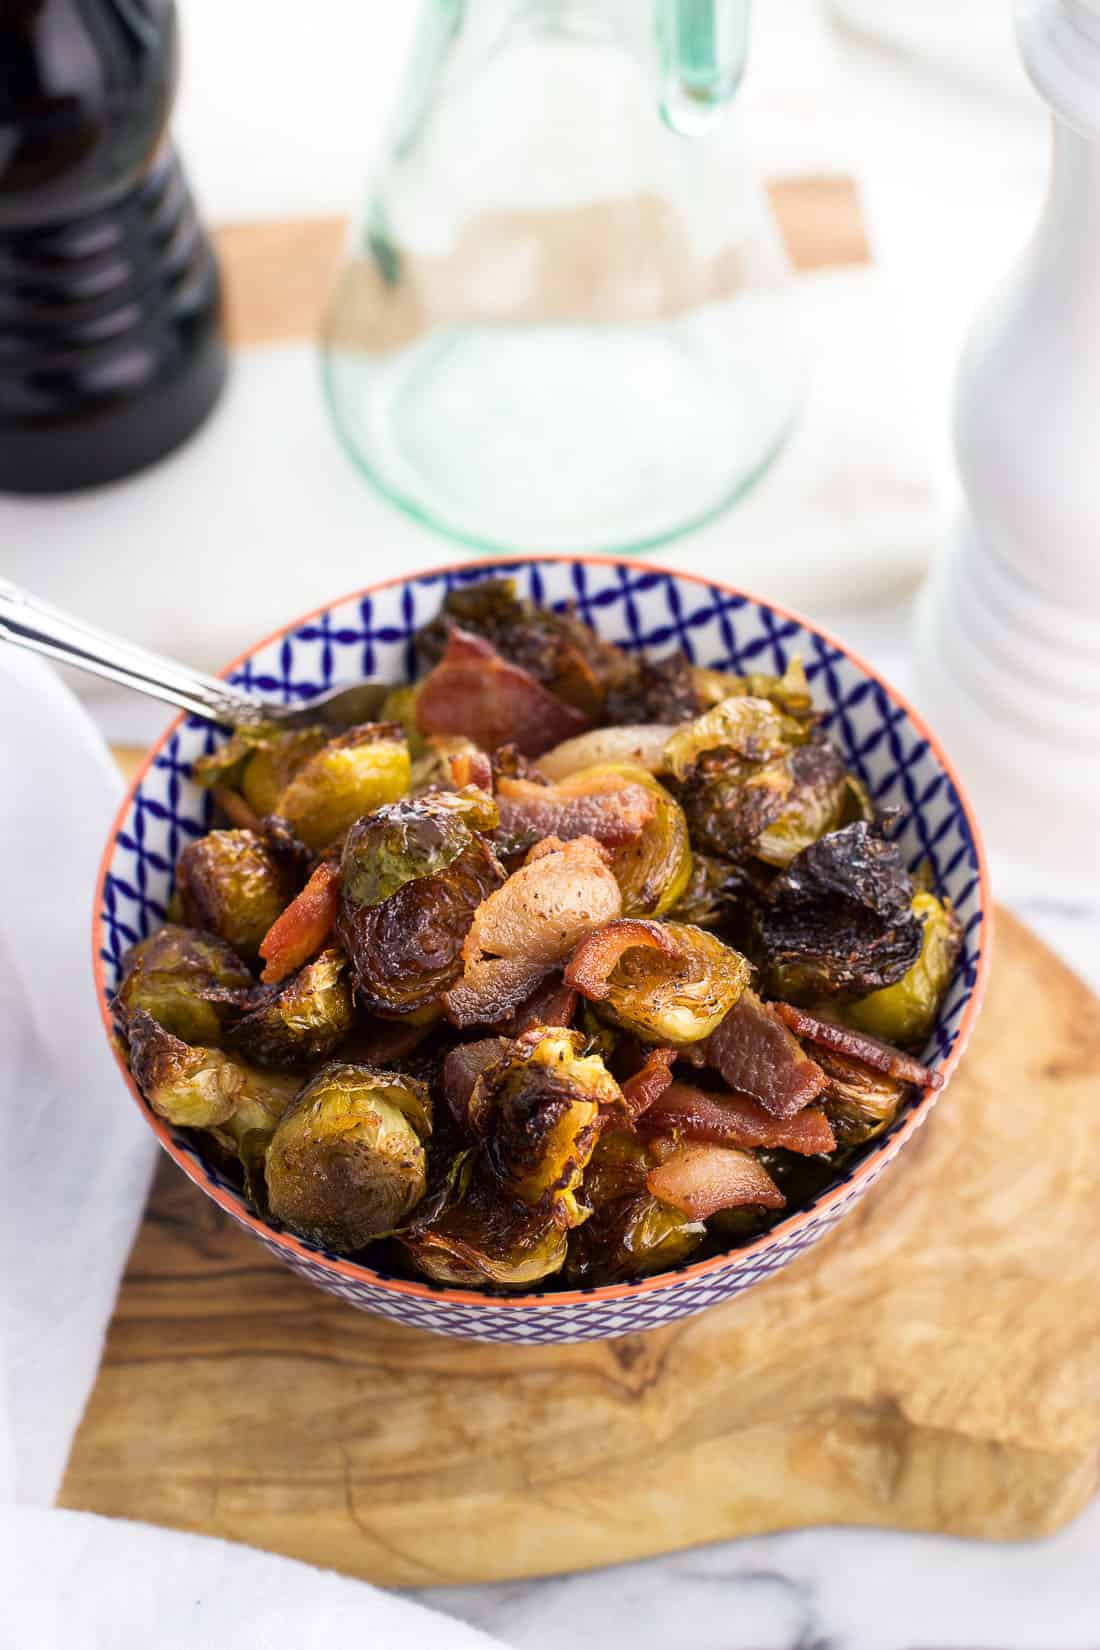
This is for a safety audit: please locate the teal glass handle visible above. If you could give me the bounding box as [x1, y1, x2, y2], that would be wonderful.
[657, 0, 750, 135]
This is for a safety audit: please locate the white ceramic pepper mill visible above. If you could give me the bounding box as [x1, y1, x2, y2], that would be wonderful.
[915, 0, 1100, 889]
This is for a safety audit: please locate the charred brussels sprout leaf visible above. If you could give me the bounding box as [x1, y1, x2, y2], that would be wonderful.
[666, 695, 811, 862]
[265, 1062, 432, 1251]
[176, 829, 292, 961]
[340, 791, 498, 909]
[843, 891, 962, 1047]
[114, 925, 253, 1046]
[338, 831, 505, 1016]
[756, 822, 923, 1001]
[228, 947, 354, 1067]
[127, 1008, 299, 1132]
[564, 1131, 704, 1285]
[399, 1177, 568, 1289]
[666, 852, 736, 928]
[568, 919, 751, 1047]
[274, 723, 411, 852]
[469, 1027, 620, 1224]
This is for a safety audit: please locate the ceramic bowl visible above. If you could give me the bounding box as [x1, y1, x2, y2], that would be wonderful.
[94, 556, 990, 1343]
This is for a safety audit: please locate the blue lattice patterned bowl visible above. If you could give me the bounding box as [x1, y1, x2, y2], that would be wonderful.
[94, 557, 990, 1344]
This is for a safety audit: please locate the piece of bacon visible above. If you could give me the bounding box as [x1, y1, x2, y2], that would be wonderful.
[646, 1142, 785, 1219]
[493, 973, 578, 1036]
[774, 1002, 943, 1090]
[619, 1045, 677, 1121]
[257, 862, 341, 985]
[564, 918, 680, 1001]
[494, 774, 655, 851]
[417, 627, 589, 758]
[443, 835, 622, 1028]
[441, 1037, 512, 1129]
[639, 1079, 835, 1156]
[684, 988, 826, 1119]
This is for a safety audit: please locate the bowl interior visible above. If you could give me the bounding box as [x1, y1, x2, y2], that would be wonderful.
[95, 558, 986, 1301]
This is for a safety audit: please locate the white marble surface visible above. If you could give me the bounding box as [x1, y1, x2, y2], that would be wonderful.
[4, 3, 1098, 1643]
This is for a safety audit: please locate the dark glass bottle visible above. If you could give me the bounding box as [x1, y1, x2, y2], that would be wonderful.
[0, 0, 226, 493]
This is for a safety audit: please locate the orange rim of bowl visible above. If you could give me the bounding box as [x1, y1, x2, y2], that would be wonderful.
[93, 552, 993, 1310]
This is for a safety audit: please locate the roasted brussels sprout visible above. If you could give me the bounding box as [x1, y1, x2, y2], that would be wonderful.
[192, 724, 326, 813]
[229, 947, 354, 1067]
[564, 1130, 704, 1285]
[690, 656, 815, 721]
[582, 764, 691, 918]
[605, 650, 700, 724]
[114, 925, 253, 1046]
[815, 1047, 907, 1146]
[665, 852, 735, 927]
[264, 1063, 432, 1251]
[176, 829, 292, 961]
[340, 790, 498, 908]
[663, 694, 806, 782]
[757, 822, 924, 1001]
[844, 891, 962, 1047]
[409, 736, 493, 794]
[753, 740, 850, 869]
[398, 1177, 569, 1289]
[567, 919, 750, 1047]
[338, 830, 505, 1016]
[468, 1027, 619, 1224]
[127, 1008, 299, 1132]
[379, 681, 426, 755]
[274, 722, 411, 852]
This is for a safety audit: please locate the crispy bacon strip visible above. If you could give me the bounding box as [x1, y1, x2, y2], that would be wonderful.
[640, 1079, 835, 1156]
[619, 1046, 677, 1121]
[443, 835, 622, 1028]
[441, 1037, 512, 1130]
[684, 988, 826, 1119]
[493, 973, 578, 1036]
[564, 918, 680, 1001]
[774, 1002, 943, 1089]
[495, 774, 655, 850]
[647, 1142, 785, 1219]
[417, 627, 589, 758]
[257, 862, 340, 985]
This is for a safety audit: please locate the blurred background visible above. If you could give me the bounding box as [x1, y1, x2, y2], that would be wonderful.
[0, 0, 1050, 743]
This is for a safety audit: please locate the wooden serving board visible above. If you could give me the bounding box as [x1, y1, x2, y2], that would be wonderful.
[60, 909, 1100, 1583]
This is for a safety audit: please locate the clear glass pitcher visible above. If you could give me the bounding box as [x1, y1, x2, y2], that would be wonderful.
[321, 0, 804, 555]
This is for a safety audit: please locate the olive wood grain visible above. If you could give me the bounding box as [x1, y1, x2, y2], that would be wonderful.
[60, 909, 1100, 1583]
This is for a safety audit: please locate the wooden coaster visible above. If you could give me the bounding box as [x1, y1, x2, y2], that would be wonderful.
[60, 910, 1100, 1584]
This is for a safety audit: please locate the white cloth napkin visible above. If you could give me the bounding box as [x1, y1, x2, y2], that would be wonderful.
[0, 647, 503, 1649]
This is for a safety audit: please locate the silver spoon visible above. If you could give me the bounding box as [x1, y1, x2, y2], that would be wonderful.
[0, 578, 390, 730]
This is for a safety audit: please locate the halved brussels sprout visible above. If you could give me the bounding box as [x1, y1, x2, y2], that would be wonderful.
[264, 1062, 432, 1251]
[567, 919, 750, 1047]
[564, 1130, 704, 1285]
[690, 657, 814, 721]
[816, 1047, 907, 1146]
[843, 891, 962, 1048]
[663, 694, 805, 783]
[176, 829, 292, 961]
[338, 830, 505, 1016]
[229, 947, 353, 1067]
[126, 1008, 299, 1132]
[114, 925, 253, 1046]
[275, 723, 411, 852]
[239, 728, 330, 817]
[399, 1178, 568, 1289]
[570, 764, 691, 918]
[340, 790, 499, 909]
[469, 1027, 619, 1225]
[753, 741, 850, 869]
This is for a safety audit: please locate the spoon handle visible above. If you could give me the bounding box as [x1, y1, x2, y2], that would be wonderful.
[0, 578, 269, 728]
